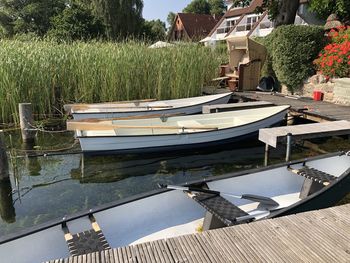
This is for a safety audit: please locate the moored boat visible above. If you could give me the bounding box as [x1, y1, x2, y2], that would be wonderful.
[67, 105, 290, 154]
[65, 92, 233, 120]
[0, 151, 349, 263]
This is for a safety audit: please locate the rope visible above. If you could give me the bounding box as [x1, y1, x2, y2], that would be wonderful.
[27, 122, 69, 134]
[1, 127, 21, 132]
[11, 140, 79, 154]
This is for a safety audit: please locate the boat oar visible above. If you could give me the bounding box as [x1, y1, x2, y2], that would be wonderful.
[162, 184, 279, 208]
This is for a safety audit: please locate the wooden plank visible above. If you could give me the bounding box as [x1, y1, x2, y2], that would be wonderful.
[67, 121, 218, 131]
[152, 239, 174, 263]
[166, 237, 187, 263]
[278, 216, 340, 262]
[194, 232, 226, 263]
[267, 218, 325, 262]
[64, 99, 157, 112]
[259, 120, 350, 147]
[47, 204, 350, 263]
[202, 101, 274, 113]
[210, 228, 252, 262]
[237, 92, 350, 121]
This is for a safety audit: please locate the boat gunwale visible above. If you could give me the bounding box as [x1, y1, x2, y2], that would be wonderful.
[71, 93, 233, 114]
[0, 150, 347, 245]
[267, 165, 350, 219]
[76, 105, 291, 138]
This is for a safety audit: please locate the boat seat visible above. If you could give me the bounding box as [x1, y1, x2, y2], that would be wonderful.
[288, 166, 337, 186]
[62, 214, 110, 257]
[190, 192, 251, 227]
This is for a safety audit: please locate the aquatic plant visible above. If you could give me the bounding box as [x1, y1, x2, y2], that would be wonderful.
[0, 40, 222, 123]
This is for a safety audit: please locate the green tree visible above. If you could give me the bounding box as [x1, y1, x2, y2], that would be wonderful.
[141, 19, 166, 42]
[209, 0, 226, 16]
[0, 0, 66, 37]
[183, 0, 211, 14]
[309, 0, 350, 23]
[167, 12, 176, 27]
[91, 0, 143, 40]
[48, 3, 105, 41]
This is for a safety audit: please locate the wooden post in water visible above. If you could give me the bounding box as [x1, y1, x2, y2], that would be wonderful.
[0, 131, 9, 180]
[264, 144, 269, 166]
[19, 103, 35, 143]
[285, 133, 293, 162]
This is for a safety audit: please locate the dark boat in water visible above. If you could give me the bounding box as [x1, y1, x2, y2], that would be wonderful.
[0, 151, 349, 263]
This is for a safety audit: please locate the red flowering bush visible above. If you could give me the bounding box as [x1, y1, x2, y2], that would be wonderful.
[314, 26, 350, 78]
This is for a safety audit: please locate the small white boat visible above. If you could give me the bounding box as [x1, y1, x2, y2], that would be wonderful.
[64, 93, 233, 120]
[67, 105, 290, 154]
[1, 151, 349, 263]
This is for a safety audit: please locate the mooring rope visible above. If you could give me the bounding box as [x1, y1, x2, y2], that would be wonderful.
[11, 140, 79, 154]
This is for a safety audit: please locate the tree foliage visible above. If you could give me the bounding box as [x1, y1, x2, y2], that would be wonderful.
[183, 0, 211, 14]
[208, 0, 226, 15]
[309, 0, 350, 23]
[167, 12, 176, 27]
[48, 3, 105, 41]
[141, 19, 166, 42]
[91, 0, 143, 40]
[0, 0, 66, 36]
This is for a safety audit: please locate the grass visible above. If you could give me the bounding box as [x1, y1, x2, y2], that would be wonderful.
[0, 40, 225, 124]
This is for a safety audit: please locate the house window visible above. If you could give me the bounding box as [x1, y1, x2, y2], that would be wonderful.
[217, 19, 236, 34]
[246, 16, 259, 31]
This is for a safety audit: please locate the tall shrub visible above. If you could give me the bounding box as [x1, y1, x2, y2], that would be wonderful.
[262, 25, 326, 93]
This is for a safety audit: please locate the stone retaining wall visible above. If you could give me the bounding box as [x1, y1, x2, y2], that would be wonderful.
[333, 78, 350, 106]
[281, 75, 350, 106]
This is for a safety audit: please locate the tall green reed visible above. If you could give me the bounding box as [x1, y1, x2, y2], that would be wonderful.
[0, 40, 222, 124]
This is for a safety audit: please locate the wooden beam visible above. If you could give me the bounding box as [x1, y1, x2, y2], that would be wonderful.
[67, 122, 219, 131]
[69, 112, 185, 123]
[64, 98, 157, 112]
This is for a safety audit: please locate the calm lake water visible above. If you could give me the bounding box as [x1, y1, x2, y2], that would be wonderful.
[0, 130, 349, 238]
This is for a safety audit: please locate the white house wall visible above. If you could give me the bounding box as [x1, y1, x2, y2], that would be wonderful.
[204, 2, 320, 45]
[249, 15, 274, 37]
[227, 13, 262, 37]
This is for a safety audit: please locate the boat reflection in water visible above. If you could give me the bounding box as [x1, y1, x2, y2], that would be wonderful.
[70, 144, 268, 184]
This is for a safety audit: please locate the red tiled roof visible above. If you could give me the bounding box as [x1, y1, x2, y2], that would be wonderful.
[225, 0, 263, 18]
[177, 13, 222, 39]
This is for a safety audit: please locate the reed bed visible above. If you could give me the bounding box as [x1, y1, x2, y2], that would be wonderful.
[0, 40, 223, 124]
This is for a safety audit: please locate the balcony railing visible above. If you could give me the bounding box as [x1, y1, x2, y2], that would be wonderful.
[216, 27, 232, 34]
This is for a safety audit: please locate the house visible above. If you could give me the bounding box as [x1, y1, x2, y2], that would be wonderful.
[202, 0, 323, 46]
[168, 13, 222, 42]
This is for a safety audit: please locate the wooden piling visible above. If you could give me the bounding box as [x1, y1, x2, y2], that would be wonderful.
[19, 103, 35, 143]
[0, 131, 9, 180]
[264, 143, 269, 166]
[285, 133, 293, 162]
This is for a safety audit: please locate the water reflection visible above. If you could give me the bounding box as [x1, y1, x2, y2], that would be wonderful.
[0, 179, 16, 223]
[70, 146, 266, 184]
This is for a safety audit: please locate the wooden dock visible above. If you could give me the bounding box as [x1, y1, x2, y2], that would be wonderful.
[47, 204, 350, 263]
[202, 101, 274, 113]
[234, 91, 350, 122]
[259, 120, 350, 148]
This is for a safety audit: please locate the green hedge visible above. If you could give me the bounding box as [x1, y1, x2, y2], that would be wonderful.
[259, 25, 326, 93]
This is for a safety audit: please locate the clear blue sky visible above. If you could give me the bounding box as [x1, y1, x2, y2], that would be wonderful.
[143, 0, 192, 24]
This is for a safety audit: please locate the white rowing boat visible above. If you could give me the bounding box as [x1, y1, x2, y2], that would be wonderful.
[1, 151, 349, 263]
[67, 105, 290, 154]
[64, 93, 233, 120]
